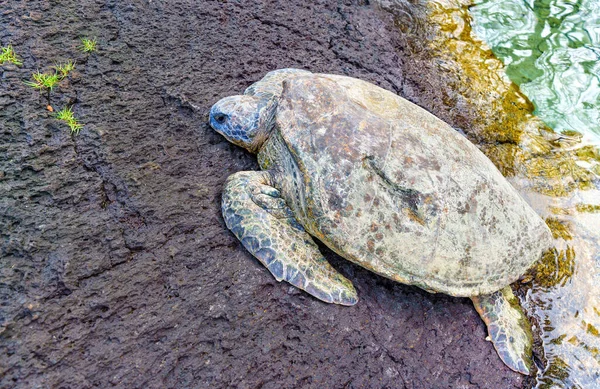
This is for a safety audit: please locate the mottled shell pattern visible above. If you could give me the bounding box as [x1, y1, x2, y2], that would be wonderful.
[251, 70, 552, 297]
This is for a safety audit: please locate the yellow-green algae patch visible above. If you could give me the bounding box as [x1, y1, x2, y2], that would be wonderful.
[576, 204, 600, 213]
[533, 247, 576, 289]
[544, 218, 572, 241]
[423, 0, 600, 387]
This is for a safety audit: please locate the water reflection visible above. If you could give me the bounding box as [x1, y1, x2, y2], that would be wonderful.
[426, 0, 600, 387]
[470, 0, 600, 143]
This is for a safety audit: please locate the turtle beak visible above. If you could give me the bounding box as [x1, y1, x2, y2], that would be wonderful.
[208, 95, 264, 152]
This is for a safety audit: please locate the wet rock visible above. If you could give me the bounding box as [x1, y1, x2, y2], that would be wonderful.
[0, 1, 528, 388]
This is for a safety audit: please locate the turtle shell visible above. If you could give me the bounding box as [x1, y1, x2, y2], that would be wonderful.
[256, 73, 552, 297]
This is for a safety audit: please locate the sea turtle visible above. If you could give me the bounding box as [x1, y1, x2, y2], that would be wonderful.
[208, 68, 553, 375]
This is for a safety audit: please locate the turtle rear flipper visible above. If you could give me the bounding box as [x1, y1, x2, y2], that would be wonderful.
[471, 286, 534, 375]
[222, 170, 358, 306]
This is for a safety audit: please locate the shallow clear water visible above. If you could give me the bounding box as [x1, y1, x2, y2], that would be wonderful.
[468, 1, 600, 388]
[470, 0, 600, 144]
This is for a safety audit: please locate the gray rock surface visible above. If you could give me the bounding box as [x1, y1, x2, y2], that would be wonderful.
[1, 1, 529, 388]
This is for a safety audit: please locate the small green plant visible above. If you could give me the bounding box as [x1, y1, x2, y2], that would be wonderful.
[55, 106, 83, 134]
[24, 71, 61, 91]
[79, 37, 97, 53]
[0, 45, 22, 66]
[53, 61, 75, 79]
[24, 61, 74, 103]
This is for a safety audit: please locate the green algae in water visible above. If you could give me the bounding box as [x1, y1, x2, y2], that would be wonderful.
[470, 0, 600, 143]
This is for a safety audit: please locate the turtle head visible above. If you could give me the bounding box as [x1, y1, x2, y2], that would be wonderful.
[209, 95, 276, 154]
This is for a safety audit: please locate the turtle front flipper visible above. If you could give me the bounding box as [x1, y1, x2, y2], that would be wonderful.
[471, 286, 534, 375]
[222, 170, 358, 306]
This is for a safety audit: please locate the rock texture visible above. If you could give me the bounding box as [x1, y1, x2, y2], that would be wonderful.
[1, 1, 529, 388]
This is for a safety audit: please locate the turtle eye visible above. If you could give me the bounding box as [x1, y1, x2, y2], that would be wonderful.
[214, 113, 227, 124]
